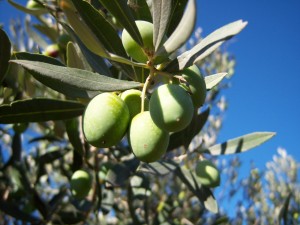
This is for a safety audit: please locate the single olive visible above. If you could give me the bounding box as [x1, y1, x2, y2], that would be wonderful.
[82, 93, 130, 148]
[129, 111, 169, 163]
[149, 84, 194, 132]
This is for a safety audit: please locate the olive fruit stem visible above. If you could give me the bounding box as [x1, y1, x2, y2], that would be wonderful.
[141, 69, 154, 112]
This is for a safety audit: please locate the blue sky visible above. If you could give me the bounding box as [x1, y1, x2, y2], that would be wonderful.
[197, 0, 300, 169]
[1, 1, 299, 169]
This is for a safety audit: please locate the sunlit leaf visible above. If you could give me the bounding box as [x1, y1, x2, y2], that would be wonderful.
[61, 23, 112, 76]
[165, 20, 248, 72]
[0, 98, 85, 124]
[33, 24, 59, 43]
[156, 0, 196, 56]
[66, 42, 86, 69]
[152, 0, 172, 51]
[71, 0, 128, 58]
[205, 132, 276, 155]
[0, 28, 11, 82]
[25, 18, 48, 49]
[60, 0, 109, 57]
[10, 60, 142, 96]
[205, 73, 227, 90]
[8, 0, 48, 16]
[99, 0, 143, 46]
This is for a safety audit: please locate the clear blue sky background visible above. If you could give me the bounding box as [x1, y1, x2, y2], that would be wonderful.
[197, 0, 300, 170]
[1, 1, 299, 172]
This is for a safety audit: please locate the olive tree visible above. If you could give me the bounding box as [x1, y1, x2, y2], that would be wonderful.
[0, 0, 276, 224]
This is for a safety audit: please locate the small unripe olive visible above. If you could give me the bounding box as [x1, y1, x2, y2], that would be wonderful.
[44, 44, 59, 58]
[82, 93, 130, 148]
[195, 160, 220, 188]
[129, 111, 169, 163]
[70, 170, 92, 199]
[181, 65, 206, 108]
[121, 20, 167, 64]
[120, 89, 149, 120]
[149, 84, 194, 132]
[57, 34, 72, 50]
[26, 0, 42, 9]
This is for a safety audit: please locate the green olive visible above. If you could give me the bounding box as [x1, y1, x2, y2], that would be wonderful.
[120, 89, 149, 120]
[26, 0, 42, 9]
[70, 170, 92, 199]
[129, 111, 169, 163]
[181, 65, 206, 108]
[57, 33, 72, 50]
[149, 84, 194, 132]
[121, 20, 167, 64]
[195, 160, 220, 188]
[82, 93, 130, 148]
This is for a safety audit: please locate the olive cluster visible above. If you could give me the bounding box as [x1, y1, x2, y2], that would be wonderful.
[82, 20, 220, 188]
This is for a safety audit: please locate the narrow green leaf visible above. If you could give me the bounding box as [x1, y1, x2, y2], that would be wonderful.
[152, 0, 172, 51]
[137, 160, 178, 176]
[167, 0, 188, 36]
[205, 73, 227, 90]
[71, 0, 128, 58]
[14, 52, 65, 67]
[66, 42, 86, 69]
[25, 19, 48, 49]
[175, 166, 218, 213]
[0, 28, 11, 82]
[33, 24, 59, 43]
[156, 0, 196, 56]
[8, 0, 48, 16]
[128, 0, 152, 22]
[0, 98, 85, 124]
[65, 118, 84, 156]
[60, 0, 109, 57]
[10, 60, 143, 95]
[206, 132, 276, 155]
[165, 20, 248, 72]
[99, 0, 143, 46]
[168, 108, 210, 151]
[69, 0, 138, 78]
[61, 23, 112, 76]
[0, 200, 41, 223]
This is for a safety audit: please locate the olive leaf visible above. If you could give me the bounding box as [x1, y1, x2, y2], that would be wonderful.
[205, 73, 228, 90]
[60, 0, 109, 58]
[98, 0, 143, 46]
[0, 98, 85, 124]
[0, 28, 11, 82]
[156, 0, 196, 56]
[152, 0, 172, 51]
[8, 0, 48, 16]
[164, 20, 248, 72]
[9, 60, 142, 96]
[203, 132, 276, 155]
